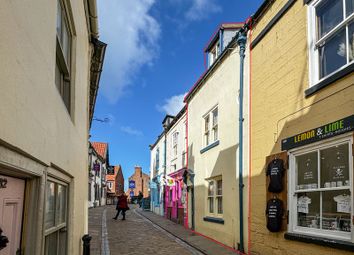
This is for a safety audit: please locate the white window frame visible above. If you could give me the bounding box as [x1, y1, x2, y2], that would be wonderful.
[307, 0, 354, 87]
[172, 132, 178, 157]
[288, 134, 353, 242]
[207, 177, 223, 217]
[203, 106, 219, 147]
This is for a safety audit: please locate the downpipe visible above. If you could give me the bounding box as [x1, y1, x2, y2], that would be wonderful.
[236, 30, 247, 253]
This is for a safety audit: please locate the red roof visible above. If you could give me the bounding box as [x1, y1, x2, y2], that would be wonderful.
[91, 142, 108, 159]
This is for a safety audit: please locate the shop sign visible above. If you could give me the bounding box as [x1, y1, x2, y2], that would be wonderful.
[150, 182, 157, 189]
[107, 166, 114, 175]
[130, 191, 134, 197]
[0, 178, 7, 188]
[129, 180, 135, 189]
[282, 115, 354, 150]
[93, 163, 100, 172]
[165, 177, 175, 186]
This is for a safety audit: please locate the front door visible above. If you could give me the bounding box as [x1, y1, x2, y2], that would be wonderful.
[0, 174, 25, 255]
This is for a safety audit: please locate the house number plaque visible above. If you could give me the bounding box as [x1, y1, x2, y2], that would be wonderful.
[0, 178, 7, 189]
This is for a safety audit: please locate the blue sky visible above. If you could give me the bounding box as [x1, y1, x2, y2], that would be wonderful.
[90, 0, 263, 190]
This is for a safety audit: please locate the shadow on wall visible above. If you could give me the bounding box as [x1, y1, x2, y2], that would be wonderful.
[250, 76, 354, 254]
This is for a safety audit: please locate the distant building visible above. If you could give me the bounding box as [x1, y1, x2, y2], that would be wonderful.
[128, 166, 150, 198]
[106, 165, 124, 204]
[89, 142, 109, 207]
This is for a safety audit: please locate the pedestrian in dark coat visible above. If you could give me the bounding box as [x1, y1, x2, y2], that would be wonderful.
[113, 193, 129, 220]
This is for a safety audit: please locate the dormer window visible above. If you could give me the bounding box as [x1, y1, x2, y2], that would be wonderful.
[209, 42, 220, 66]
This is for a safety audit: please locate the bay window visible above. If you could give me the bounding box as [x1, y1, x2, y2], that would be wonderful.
[308, 0, 354, 86]
[289, 136, 353, 241]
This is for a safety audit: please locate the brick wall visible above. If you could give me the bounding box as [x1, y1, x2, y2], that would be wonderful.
[128, 166, 150, 198]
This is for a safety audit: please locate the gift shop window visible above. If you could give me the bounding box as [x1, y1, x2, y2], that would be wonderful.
[207, 178, 223, 217]
[289, 137, 353, 241]
[308, 0, 354, 87]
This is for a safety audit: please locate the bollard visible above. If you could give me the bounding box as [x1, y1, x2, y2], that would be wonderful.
[82, 234, 92, 255]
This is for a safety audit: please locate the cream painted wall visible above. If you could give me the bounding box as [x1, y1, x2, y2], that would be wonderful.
[166, 113, 187, 175]
[250, 0, 354, 254]
[187, 44, 250, 250]
[0, 0, 91, 254]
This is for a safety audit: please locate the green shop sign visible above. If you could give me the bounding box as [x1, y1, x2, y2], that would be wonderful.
[282, 115, 354, 150]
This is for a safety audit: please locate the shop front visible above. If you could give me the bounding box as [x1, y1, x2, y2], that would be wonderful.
[280, 115, 354, 250]
[164, 168, 188, 226]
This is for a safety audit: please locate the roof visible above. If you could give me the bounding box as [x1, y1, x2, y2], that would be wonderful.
[204, 22, 244, 53]
[91, 142, 108, 159]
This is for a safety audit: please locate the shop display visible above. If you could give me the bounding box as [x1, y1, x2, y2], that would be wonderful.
[266, 158, 285, 193]
[266, 198, 283, 232]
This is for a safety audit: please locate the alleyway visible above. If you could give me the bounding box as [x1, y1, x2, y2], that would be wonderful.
[88, 205, 241, 255]
[88, 205, 203, 255]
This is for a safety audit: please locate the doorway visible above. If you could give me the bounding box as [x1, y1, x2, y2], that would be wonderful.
[0, 174, 25, 255]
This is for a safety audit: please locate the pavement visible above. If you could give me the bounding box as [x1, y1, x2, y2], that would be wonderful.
[88, 205, 241, 255]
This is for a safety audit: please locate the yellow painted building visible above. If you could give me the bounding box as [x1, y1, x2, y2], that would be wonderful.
[250, 0, 354, 254]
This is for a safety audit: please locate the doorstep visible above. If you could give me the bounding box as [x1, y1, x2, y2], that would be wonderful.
[136, 209, 241, 255]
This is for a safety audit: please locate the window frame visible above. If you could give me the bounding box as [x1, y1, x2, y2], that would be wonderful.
[56, 0, 73, 114]
[44, 177, 68, 255]
[207, 177, 223, 218]
[288, 134, 353, 242]
[203, 106, 219, 147]
[307, 0, 354, 88]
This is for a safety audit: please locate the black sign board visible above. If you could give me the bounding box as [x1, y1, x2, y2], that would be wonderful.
[281, 115, 354, 150]
[107, 166, 114, 175]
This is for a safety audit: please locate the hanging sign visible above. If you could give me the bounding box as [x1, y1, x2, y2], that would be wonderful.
[130, 191, 135, 197]
[129, 180, 135, 189]
[165, 177, 175, 186]
[282, 115, 354, 150]
[150, 182, 157, 189]
[93, 163, 100, 172]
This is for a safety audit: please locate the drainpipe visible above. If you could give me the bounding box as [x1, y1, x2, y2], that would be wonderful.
[236, 29, 247, 253]
[163, 133, 167, 215]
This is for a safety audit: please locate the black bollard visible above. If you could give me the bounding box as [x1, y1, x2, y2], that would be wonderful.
[82, 234, 92, 255]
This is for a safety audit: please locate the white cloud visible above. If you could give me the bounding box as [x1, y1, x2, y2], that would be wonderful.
[120, 126, 143, 136]
[157, 93, 186, 116]
[185, 0, 222, 21]
[98, 0, 160, 103]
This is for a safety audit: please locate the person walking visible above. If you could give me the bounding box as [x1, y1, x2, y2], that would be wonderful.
[113, 192, 129, 220]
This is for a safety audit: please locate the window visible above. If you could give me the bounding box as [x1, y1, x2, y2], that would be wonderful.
[107, 181, 113, 190]
[45, 179, 68, 255]
[209, 42, 221, 66]
[289, 137, 353, 241]
[56, 0, 72, 112]
[212, 108, 218, 141]
[173, 132, 178, 157]
[203, 106, 219, 147]
[156, 148, 160, 171]
[308, 0, 354, 86]
[204, 115, 210, 146]
[207, 178, 223, 216]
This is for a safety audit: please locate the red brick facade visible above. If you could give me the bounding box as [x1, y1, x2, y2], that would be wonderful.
[115, 165, 124, 195]
[128, 166, 150, 198]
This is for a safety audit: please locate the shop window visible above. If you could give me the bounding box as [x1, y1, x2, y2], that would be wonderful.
[44, 179, 68, 255]
[56, 0, 72, 113]
[290, 138, 353, 241]
[207, 178, 223, 217]
[308, 0, 354, 87]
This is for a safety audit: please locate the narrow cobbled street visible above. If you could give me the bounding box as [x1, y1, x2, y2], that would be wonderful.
[89, 205, 202, 255]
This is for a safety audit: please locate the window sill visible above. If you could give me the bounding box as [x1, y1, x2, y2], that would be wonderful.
[203, 216, 224, 224]
[200, 140, 220, 154]
[305, 62, 354, 97]
[284, 232, 354, 252]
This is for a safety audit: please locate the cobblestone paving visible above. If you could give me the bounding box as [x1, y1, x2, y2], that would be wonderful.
[89, 205, 200, 255]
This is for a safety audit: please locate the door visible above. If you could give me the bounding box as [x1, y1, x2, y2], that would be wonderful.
[0, 175, 25, 255]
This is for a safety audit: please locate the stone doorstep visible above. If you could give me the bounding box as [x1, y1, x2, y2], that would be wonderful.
[137, 210, 240, 255]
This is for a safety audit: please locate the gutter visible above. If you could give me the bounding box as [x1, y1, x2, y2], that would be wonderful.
[87, 0, 99, 38]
